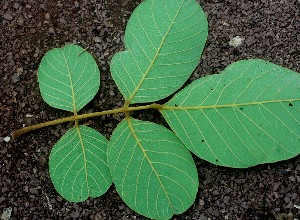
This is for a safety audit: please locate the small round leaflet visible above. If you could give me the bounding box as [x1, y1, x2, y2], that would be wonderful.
[38, 44, 100, 112]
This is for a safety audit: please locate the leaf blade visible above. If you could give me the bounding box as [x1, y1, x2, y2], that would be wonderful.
[161, 59, 300, 168]
[49, 126, 112, 202]
[108, 118, 198, 219]
[111, 0, 208, 103]
[38, 45, 100, 112]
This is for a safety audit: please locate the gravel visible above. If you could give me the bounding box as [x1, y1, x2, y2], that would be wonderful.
[1, 0, 300, 219]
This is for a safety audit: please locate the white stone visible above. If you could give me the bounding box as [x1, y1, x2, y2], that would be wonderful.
[294, 204, 300, 209]
[221, 21, 230, 26]
[1, 207, 12, 220]
[229, 36, 244, 48]
[4, 136, 10, 142]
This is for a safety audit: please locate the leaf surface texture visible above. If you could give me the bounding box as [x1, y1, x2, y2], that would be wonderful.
[108, 118, 198, 219]
[111, 0, 208, 103]
[38, 45, 100, 112]
[162, 59, 300, 167]
[49, 126, 112, 202]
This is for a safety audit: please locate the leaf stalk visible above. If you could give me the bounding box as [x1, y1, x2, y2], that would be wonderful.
[12, 103, 162, 139]
[13, 98, 297, 139]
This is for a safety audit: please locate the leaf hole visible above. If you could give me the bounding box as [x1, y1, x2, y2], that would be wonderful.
[289, 103, 293, 107]
[215, 158, 219, 162]
[201, 139, 205, 142]
[175, 104, 178, 107]
[239, 107, 243, 110]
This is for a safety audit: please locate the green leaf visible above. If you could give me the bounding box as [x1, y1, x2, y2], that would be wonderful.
[49, 125, 112, 202]
[108, 118, 198, 219]
[38, 44, 100, 112]
[161, 59, 300, 168]
[110, 0, 208, 104]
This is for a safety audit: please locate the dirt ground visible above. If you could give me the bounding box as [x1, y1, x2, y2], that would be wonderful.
[1, 0, 300, 219]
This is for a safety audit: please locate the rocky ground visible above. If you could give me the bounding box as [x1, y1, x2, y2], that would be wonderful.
[1, 0, 300, 219]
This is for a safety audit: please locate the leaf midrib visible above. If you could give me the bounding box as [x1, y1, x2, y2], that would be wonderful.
[62, 48, 89, 197]
[163, 98, 300, 110]
[76, 126, 90, 197]
[127, 0, 185, 104]
[126, 117, 175, 215]
[62, 48, 77, 114]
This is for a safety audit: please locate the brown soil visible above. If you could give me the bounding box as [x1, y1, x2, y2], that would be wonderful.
[1, 0, 300, 219]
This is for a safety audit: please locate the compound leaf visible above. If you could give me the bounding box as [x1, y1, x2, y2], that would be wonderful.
[161, 59, 300, 168]
[108, 118, 198, 219]
[38, 44, 100, 112]
[111, 0, 208, 104]
[49, 125, 112, 202]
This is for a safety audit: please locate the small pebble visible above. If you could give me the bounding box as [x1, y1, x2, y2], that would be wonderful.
[4, 136, 11, 142]
[199, 199, 205, 206]
[3, 13, 13, 20]
[12, 73, 20, 83]
[229, 36, 244, 48]
[93, 37, 102, 43]
[45, 13, 50, 20]
[1, 207, 12, 220]
[48, 27, 55, 34]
